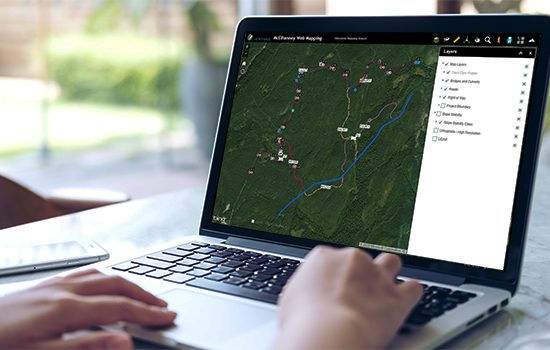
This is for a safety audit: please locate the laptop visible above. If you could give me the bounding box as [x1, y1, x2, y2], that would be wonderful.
[102, 15, 550, 349]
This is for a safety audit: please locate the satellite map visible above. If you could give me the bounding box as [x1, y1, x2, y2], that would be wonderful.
[212, 41, 439, 251]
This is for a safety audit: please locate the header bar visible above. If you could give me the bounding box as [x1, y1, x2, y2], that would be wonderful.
[245, 32, 540, 47]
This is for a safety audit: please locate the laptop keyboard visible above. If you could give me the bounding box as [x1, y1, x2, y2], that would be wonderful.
[112, 241, 300, 304]
[112, 241, 478, 326]
[397, 280, 478, 327]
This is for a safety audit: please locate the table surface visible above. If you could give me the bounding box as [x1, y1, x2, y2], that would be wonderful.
[2, 139, 550, 349]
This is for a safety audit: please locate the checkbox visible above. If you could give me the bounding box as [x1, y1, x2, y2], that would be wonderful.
[436, 111, 442, 116]
[440, 104, 446, 109]
[434, 128, 439, 133]
[432, 136, 438, 142]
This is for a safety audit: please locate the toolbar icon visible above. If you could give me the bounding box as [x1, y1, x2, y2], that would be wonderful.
[453, 36, 461, 43]
[507, 36, 513, 44]
[433, 36, 440, 44]
[517, 36, 525, 45]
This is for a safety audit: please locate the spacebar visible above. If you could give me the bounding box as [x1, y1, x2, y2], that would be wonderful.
[186, 278, 278, 304]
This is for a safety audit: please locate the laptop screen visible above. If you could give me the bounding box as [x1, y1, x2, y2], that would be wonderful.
[210, 32, 540, 270]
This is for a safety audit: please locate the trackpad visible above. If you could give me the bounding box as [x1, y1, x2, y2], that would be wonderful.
[132, 288, 278, 349]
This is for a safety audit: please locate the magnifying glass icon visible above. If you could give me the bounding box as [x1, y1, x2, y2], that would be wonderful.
[484, 36, 492, 44]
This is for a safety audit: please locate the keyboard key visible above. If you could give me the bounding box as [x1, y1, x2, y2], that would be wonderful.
[163, 248, 193, 258]
[132, 257, 175, 270]
[406, 313, 432, 325]
[260, 267, 280, 276]
[212, 266, 234, 274]
[205, 273, 228, 282]
[223, 277, 247, 285]
[229, 254, 251, 262]
[146, 270, 172, 279]
[205, 257, 227, 264]
[241, 263, 262, 272]
[264, 254, 280, 261]
[249, 257, 269, 265]
[112, 262, 138, 271]
[212, 250, 233, 258]
[129, 266, 155, 275]
[450, 290, 477, 300]
[445, 296, 467, 305]
[209, 244, 227, 250]
[269, 278, 287, 287]
[177, 243, 200, 251]
[230, 270, 252, 278]
[261, 285, 282, 295]
[188, 253, 209, 261]
[169, 265, 193, 274]
[195, 262, 217, 270]
[177, 258, 199, 266]
[186, 278, 277, 304]
[222, 260, 244, 268]
[225, 248, 244, 254]
[243, 281, 267, 290]
[441, 302, 458, 311]
[265, 261, 286, 269]
[188, 269, 210, 278]
[148, 252, 182, 263]
[195, 247, 216, 255]
[280, 258, 300, 265]
[164, 274, 194, 284]
[249, 274, 271, 282]
[191, 241, 210, 247]
[428, 286, 451, 294]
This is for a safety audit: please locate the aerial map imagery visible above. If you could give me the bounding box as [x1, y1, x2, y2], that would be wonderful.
[212, 40, 439, 252]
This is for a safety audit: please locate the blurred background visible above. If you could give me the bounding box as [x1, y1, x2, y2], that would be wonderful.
[1, 0, 549, 200]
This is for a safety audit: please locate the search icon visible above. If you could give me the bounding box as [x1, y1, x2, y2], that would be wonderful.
[484, 36, 492, 44]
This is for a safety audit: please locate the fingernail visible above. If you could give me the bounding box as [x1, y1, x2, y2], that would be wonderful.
[156, 298, 168, 307]
[151, 306, 177, 316]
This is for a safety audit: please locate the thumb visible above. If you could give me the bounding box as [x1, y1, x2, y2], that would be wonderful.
[30, 332, 132, 350]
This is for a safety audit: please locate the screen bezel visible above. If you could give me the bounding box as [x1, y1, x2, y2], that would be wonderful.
[199, 15, 550, 294]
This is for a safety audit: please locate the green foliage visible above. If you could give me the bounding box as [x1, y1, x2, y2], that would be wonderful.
[48, 34, 184, 110]
[86, 0, 123, 34]
[186, 1, 220, 60]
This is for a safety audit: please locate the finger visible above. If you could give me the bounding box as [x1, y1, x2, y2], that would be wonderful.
[374, 253, 402, 277]
[397, 280, 424, 309]
[30, 332, 132, 350]
[69, 274, 168, 307]
[61, 295, 176, 331]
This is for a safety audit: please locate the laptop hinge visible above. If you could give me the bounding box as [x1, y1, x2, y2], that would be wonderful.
[225, 237, 309, 258]
[401, 266, 465, 286]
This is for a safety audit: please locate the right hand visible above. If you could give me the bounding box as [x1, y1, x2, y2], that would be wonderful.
[276, 246, 423, 349]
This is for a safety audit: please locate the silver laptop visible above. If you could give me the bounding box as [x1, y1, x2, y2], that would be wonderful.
[103, 15, 550, 349]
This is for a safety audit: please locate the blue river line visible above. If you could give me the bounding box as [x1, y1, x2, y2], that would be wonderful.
[277, 92, 415, 217]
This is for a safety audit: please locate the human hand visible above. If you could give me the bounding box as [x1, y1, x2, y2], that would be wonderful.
[0, 269, 176, 349]
[276, 246, 422, 349]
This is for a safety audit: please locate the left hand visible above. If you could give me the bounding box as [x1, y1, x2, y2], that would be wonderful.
[0, 269, 176, 349]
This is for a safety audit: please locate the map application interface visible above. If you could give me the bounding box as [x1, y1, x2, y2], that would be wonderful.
[212, 32, 539, 270]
